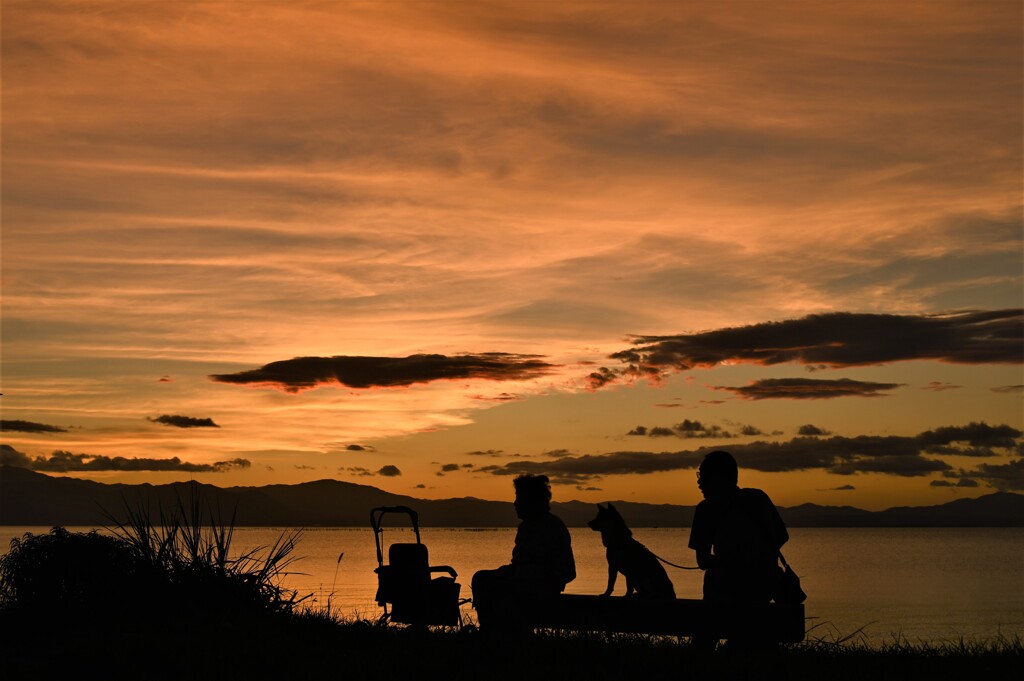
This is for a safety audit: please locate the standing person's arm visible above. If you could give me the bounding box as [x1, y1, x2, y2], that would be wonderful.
[760, 490, 789, 551]
[688, 503, 715, 570]
[558, 520, 576, 586]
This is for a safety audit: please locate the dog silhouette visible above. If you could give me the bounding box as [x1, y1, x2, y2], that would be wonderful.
[588, 503, 676, 599]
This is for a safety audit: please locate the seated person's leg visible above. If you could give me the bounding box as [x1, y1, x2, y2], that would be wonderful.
[471, 567, 512, 628]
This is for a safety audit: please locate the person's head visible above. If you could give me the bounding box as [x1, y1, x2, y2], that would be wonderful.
[513, 474, 552, 519]
[697, 450, 738, 499]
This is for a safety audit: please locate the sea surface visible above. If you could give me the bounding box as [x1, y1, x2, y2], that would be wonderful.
[3, 526, 1021, 644]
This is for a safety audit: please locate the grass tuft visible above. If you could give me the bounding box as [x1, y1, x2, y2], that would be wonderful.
[106, 490, 307, 616]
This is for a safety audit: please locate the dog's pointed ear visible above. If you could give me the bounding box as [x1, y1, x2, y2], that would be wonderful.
[596, 503, 605, 511]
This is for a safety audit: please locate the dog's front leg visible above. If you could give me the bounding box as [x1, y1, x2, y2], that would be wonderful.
[624, 575, 636, 598]
[602, 563, 617, 596]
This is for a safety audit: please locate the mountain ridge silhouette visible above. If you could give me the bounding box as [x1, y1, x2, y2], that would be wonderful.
[1, 466, 1021, 527]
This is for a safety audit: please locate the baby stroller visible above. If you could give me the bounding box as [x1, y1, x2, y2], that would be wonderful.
[371, 506, 468, 627]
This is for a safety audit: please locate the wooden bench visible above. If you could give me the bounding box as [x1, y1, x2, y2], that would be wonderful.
[524, 594, 805, 643]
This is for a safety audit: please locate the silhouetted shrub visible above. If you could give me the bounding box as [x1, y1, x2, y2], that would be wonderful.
[0, 527, 149, 614]
[0, 491, 304, 627]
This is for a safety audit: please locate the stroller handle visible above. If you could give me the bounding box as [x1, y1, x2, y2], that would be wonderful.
[371, 506, 422, 565]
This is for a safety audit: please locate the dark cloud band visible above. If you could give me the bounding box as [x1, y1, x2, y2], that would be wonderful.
[0, 445, 249, 473]
[609, 309, 1023, 378]
[1, 420, 68, 433]
[714, 377, 903, 400]
[148, 415, 220, 428]
[341, 464, 402, 477]
[943, 460, 1024, 491]
[210, 353, 554, 392]
[481, 422, 1021, 484]
[628, 420, 738, 439]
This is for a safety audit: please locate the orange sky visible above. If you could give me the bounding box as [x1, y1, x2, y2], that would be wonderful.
[2, 0, 1021, 511]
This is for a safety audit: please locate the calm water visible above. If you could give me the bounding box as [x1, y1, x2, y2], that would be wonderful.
[3, 526, 1021, 644]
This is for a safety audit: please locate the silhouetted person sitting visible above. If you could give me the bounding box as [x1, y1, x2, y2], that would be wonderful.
[689, 450, 788, 649]
[472, 474, 576, 633]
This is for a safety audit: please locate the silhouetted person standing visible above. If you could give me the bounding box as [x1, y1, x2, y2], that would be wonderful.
[472, 474, 575, 633]
[688, 451, 788, 606]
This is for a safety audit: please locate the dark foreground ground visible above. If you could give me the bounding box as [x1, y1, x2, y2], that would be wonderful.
[2, 527, 1018, 680]
[2, 609, 1019, 681]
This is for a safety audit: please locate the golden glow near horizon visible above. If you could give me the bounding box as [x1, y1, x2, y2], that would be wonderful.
[2, 1, 1021, 511]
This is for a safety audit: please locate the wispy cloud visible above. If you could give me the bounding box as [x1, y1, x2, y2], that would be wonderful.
[470, 392, 522, 402]
[922, 381, 961, 392]
[1, 1, 1019, 496]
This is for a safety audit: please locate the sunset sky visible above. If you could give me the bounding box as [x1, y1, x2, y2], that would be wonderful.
[2, 0, 1021, 512]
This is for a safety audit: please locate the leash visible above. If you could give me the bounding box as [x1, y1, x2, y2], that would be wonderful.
[649, 550, 700, 570]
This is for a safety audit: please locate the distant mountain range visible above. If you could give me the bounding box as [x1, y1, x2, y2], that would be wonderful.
[1, 466, 1022, 527]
